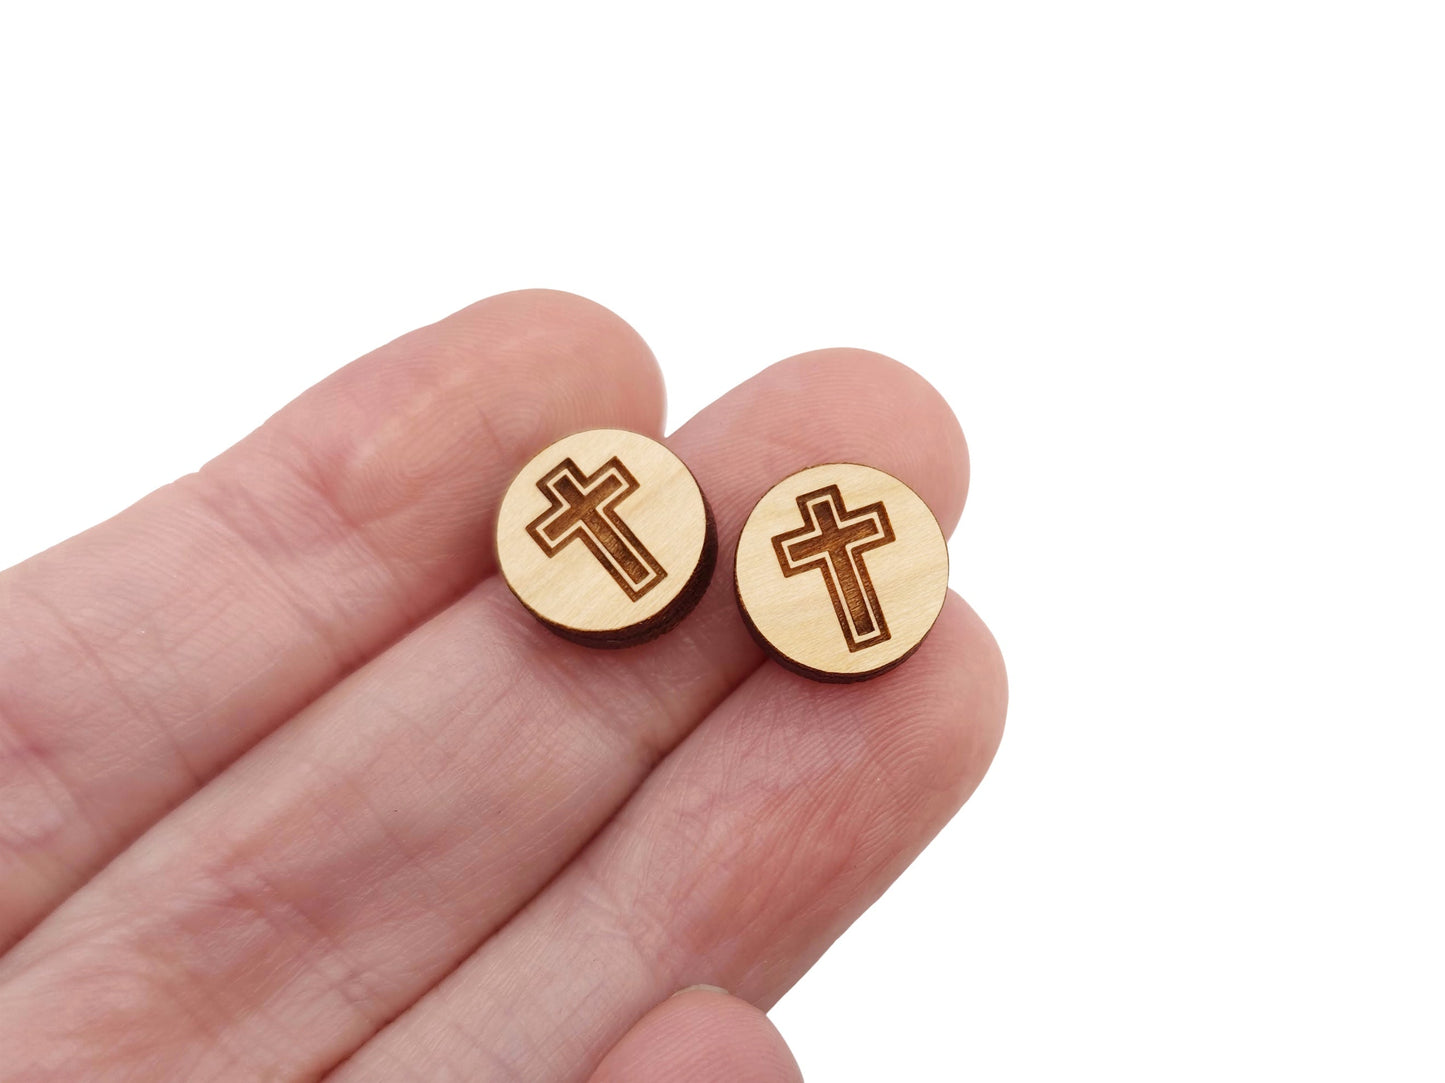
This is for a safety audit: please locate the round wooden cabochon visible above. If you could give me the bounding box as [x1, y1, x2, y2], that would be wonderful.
[496, 429, 716, 647]
[735, 463, 949, 682]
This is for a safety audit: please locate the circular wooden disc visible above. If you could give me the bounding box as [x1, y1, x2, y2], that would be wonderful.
[734, 463, 949, 682]
[496, 428, 716, 648]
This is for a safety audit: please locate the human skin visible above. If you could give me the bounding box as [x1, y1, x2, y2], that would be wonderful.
[0, 290, 1006, 1081]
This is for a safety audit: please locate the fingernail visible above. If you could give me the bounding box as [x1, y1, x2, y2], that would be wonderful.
[672, 983, 728, 997]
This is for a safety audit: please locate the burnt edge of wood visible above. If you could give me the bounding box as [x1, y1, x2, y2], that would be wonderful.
[511, 491, 718, 650]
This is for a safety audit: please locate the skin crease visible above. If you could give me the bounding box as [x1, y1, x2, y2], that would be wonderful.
[0, 291, 1007, 1081]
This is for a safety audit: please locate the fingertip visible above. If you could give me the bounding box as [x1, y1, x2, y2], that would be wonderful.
[703, 346, 969, 537]
[589, 988, 802, 1083]
[903, 591, 1009, 801]
[250, 286, 668, 556]
[438, 288, 668, 441]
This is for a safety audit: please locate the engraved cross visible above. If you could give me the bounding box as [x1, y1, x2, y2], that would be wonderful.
[772, 485, 895, 651]
[527, 456, 667, 601]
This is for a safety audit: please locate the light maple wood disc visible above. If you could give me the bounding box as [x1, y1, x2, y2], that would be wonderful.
[734, 463, 948, 682]
[496, 429, 716, 647]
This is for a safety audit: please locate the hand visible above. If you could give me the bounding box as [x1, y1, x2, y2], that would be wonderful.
[0, 290, 1006, 1081]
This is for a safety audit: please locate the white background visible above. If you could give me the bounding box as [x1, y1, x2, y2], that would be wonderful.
[2, 3, 1442, 1079]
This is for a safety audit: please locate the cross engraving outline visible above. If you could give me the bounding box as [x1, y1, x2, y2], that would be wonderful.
[526, 456, 667, 601]
[771, 484, 896, 652]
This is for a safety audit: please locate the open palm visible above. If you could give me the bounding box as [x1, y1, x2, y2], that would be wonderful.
[0, 291, 1006, 1081]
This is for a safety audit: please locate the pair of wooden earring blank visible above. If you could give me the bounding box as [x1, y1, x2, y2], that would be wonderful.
[496, 428, 949, 682]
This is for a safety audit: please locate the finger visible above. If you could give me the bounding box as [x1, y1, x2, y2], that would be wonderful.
[588, 988, 803, 1083]
[334, 595, 1006, 1082]
[0, 350, 967, 1081]
[0, 289, 663, 947]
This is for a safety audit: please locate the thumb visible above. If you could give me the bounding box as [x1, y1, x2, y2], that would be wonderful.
[588, 986, 804, 1083]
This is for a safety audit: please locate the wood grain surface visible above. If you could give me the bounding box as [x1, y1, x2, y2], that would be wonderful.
[734, 463, 948, 682]
[497, 428, 716, 647]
